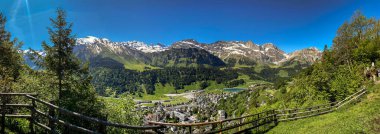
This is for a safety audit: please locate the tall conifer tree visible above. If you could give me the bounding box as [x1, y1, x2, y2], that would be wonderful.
[37, 9, 104, 131]
[40, 9, 79, 103]
[0, 13, 23, 93]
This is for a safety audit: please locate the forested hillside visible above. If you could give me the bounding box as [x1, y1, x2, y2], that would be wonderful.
[89, 62, 307, 96]
[149, 48, 226, 67]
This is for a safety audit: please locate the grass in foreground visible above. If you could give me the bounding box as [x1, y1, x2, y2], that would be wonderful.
[267, 84, 380, 134]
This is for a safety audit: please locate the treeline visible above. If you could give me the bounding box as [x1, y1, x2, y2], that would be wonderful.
[89, 53, 308, 95]
[90, 60, 306, 96]
[224, 57, 257, 66]
[149, 48, 226, 67]
[91, 66, 239, 95]
[237, 64, 303, 83]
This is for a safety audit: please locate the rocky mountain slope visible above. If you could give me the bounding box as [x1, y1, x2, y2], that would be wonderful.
[172, 40, 289, 65]
[25, 36, 322, 69]
[170, 39, 321, 66]
[286, 47, 322, 65]
[74, 36, 153, 64]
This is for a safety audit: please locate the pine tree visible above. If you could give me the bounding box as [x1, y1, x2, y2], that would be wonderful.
[37, 9, 105, 132]
[321, 44, 331, 64]
[40, 9, 79, 103]
[0, 13, 23, 93]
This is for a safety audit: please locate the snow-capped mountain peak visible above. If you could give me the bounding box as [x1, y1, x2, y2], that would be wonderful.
[76, 36, 167, 53]
[76, 36, 111, 45]
[73, 36, 320, 65]
[171, 39, 205, 49]
[120, 41, 168, 53]
[170, 39, 294, 64]
[22, 49, 46, 56]
[179, 39, 198, 44]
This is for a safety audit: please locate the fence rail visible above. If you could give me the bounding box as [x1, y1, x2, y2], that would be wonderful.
[0, 88, 367, 134]
[276, 88, 366, 122]
[0, 93, 164, 134]
[149, 88, 367, 133]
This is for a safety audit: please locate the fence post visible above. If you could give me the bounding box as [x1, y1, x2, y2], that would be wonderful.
[239, 118, 242, 131]
[153, 126, 164, 134]
[256, 113, 260, 133]
[48, 102, 56, 134]
[29, 99, 36, 134]
[188, 126, 192, 134]
[264, 112, 267, 131]
[1, 95, 5, 134]
[98, 115, 107, 134]
[274, 110, 278, 125]
[219, 122, 222, 134]
[317, 106, 320, 115]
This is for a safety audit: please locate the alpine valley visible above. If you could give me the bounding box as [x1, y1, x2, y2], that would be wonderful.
[3, 1, 380, 133]
[24, 36, 322, 96]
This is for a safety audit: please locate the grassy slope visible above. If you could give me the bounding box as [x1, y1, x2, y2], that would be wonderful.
[131, 64, 281, 105]
[277, 70, 289, 77]
[267, 84, 380, 134]
[135, 73, 271, 101]
[134, 84, 177, 101]
[133, 83, 190, 106]
[124, 61, 160, 71]
[235, 74, 271, 88]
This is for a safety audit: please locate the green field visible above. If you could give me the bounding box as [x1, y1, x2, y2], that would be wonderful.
[277, 70, 289, 77]
[123, 61, 160, 71]
[235, 74, 272, 88]
[133, 83, 190, 106]
[135, 73, 272, 100]
[162, 96, 189, 105]
[133, 83, 180, 101]
[133, 71, 275, 107]
[267, 84, 380, 134]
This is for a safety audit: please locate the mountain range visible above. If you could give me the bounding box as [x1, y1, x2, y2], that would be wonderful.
[25, 36, 322, 70]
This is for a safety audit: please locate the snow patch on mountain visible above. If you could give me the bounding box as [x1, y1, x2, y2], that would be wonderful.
[76, 36, 167, 53]
[22, 49, 46, 56]
[77, 36, 110, 44]
[119, 41, 168, 53]
[66, 36, 321, 65]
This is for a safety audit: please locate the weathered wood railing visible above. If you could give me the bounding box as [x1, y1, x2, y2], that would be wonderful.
[0, 88, 367, 134]
[149, 110, 277, 134]
[149, 88, 367, 133]
[0, 93, 164, 134]
[276, 88, 367, 121]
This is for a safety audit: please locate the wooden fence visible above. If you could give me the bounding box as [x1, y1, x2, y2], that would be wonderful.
[149, 110, 277, 134]
[276, 88, 366, 121]
[0, 93, 164, 134]
[149, 88, 367, 133]
[0, 88, 367, 134]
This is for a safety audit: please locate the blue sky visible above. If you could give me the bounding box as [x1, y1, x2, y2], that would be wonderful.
[0, 0, 379, 53]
